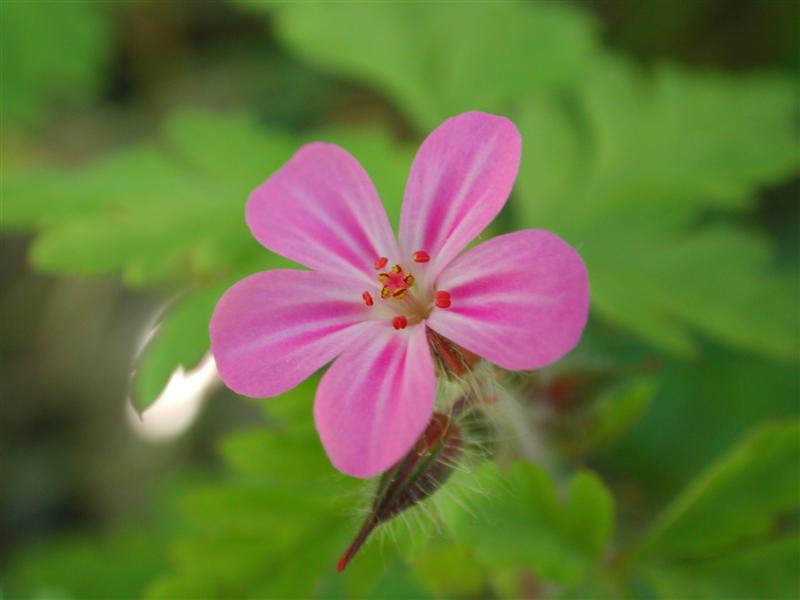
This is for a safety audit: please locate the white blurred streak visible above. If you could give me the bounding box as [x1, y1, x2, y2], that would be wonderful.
[127, 354, 219, 442]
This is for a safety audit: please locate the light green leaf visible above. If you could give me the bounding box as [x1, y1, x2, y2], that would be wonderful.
[145, 381, 424, 600]
[3, 111, 414, 413]
[2, 111, 412, 289]
[131, 284, 225, 413]
[274, 1, 597, 131]
[410, 541, 486, 599]
[3, 112, 288, 287]
[0, 0, 113, 127]
[440, 462, 614, 586]
[515, 60, 800, 360]
[640, 420, 800, 558]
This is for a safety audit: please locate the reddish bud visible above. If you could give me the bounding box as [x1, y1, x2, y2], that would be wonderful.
[362, 291, 374, 306]
[374, 256, 388, 270]
[337, 412, 462, 571]
[392, 315, 408, 330]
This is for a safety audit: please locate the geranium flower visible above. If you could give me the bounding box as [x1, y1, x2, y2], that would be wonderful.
[210, 112, 589, 478]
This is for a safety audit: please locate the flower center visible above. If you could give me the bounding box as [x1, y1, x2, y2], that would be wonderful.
[362, 250, 452, 328]
[378, 264, 414, 300]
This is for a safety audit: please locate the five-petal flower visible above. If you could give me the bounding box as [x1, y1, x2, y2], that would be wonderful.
[210, 111, 589, 478]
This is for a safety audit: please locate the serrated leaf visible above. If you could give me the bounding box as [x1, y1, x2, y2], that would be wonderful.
[640, 420, 800, 558]
[3, 113, 287, 287]
[0, 0, 113, 127]
[440, 462, 614, 586]
[4, 111, 415, 413]
[146, 381, 421, 600]
[515, 60, 800, 360]
[273, 1, 597, 131]
[2, 112, 412, 290]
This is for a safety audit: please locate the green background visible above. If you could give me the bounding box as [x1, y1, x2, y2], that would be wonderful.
[1, 1, 798, 599]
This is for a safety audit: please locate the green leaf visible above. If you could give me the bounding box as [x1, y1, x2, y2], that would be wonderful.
[145, 381, 424, 600]
[274, 1, 597, 131]
[440, 462, 614, 586]
[642, 534, 800, 600]
[640, 420, 800, 558]
[599, 342, 800, 503]
[410, 541, 486, 598]
[2, 111, 411, 289]
[131, 285, 225, 413]
[3, 111, 414, 412]
[3, 528, 167, 600]
[3, 112, 288, 287]
[0, 0, 113, 128]
[515, 60, 800, 360]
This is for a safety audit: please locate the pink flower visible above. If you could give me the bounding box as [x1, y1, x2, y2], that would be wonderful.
[210, 112, 589, 478]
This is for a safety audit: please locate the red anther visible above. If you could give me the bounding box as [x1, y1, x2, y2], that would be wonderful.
[362, 291, 374, 306]
[374, 256, 388, 270]
[413, 250, 430, 263]
[392, 316, 408, 330]
[435, 291, 451, 309]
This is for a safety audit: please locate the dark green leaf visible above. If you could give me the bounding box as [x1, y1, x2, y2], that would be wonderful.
[640, 420, 800, 558]
[642, 534, 800, 600]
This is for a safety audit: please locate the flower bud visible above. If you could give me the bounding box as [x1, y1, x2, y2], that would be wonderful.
[337, 412, 462, 571]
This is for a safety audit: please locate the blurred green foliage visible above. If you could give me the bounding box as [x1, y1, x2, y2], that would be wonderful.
[271, 1, 597, 131]
[1, 1, 798, 599]
[0, 0, 113, 128]
[441, 463, 614, 587]
[516, 62, 799, 360]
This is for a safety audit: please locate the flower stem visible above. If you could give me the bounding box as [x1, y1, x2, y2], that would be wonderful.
[337, 514, 378, 572]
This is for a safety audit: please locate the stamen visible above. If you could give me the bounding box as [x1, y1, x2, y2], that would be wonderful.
[374, 257, 388, 270]
[362, 291, 374, 306]
[404, 274, 415, 286]
[435, 291, 451, 309]
[391, 264, 403, 274]
[392, 288, 408, 299]
[380, 286, 392, 299]
[378, 273, 391, 283]
[392, 316, 408, 330]
[413, 251, 430, 263]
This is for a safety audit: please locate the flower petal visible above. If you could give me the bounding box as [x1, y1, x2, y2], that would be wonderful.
[210, 269, 370, 398]
[426, 230, 589, 371]
[247, 143, 398, 284]
[399, 111, 521, 278]
[314, 325, 435, 478]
